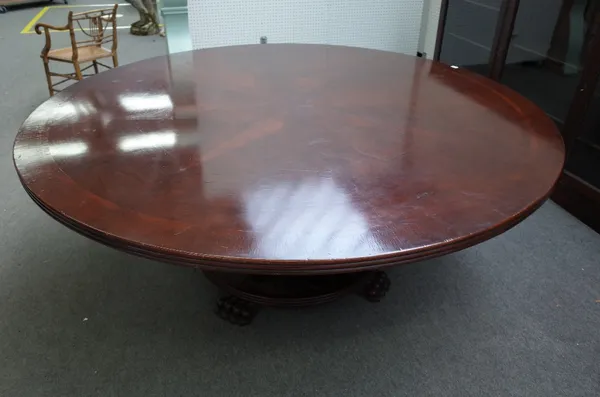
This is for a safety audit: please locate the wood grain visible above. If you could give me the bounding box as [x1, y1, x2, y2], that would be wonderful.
[13, 44, 565, 274]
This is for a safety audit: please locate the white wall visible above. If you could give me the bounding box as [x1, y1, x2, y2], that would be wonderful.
[187, 0, 425, 55]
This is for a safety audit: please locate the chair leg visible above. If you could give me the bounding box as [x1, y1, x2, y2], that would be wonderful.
[112, 54, 119, 68]
[93, 61, 99, 74]
[42, 61, 54, 97]
[74, 62, 83, 81]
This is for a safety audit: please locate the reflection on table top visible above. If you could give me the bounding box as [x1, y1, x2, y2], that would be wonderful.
[13, 44, 565, 272]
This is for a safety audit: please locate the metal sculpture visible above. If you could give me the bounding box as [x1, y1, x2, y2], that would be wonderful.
[125, 0, 160, 36]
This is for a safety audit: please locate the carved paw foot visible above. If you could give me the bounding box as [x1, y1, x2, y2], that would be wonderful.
[362, 271, 391, 302]
[215, 296, 258, 326]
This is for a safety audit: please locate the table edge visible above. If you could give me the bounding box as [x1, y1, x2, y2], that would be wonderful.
[19, 174, 558, 274]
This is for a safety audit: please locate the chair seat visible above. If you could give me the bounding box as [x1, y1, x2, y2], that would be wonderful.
[47, 46, 112, 63]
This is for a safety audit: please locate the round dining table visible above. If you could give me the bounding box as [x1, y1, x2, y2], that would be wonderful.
[13, 44, 565, 325]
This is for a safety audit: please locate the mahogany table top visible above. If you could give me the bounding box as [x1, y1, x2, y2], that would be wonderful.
[13, 45, 565, 274]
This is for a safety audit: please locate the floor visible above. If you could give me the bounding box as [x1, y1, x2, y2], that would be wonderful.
[1, 2, 600, 397]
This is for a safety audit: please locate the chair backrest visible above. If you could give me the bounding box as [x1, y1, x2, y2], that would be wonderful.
[67, 5, 118, 58]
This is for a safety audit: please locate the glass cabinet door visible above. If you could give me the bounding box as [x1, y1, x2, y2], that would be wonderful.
[438, 0, 504, 76]
[499, 0, 590, 129]
[436, 0, 600, 231]
[496, 0, 599, 187]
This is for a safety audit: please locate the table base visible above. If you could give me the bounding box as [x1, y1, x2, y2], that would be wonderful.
[203, 271, 391, 325]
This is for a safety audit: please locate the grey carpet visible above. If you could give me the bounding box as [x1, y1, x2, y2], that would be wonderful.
[1, 2, 600, 396]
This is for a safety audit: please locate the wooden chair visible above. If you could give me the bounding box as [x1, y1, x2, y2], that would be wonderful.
[35, 5, 119, 96]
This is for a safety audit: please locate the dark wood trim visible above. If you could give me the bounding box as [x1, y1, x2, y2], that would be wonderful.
[22, 180, 553, 274]
[488, 0, 520, 80]
[582, 0, 600, 65]
[433, 0, 449, 61]
[208, 271, 391, 325]
[561, 10, 600, 154]
[552, 171, 600, 233]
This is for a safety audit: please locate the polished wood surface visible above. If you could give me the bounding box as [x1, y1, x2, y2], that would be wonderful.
[13, 44, 565, 274]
